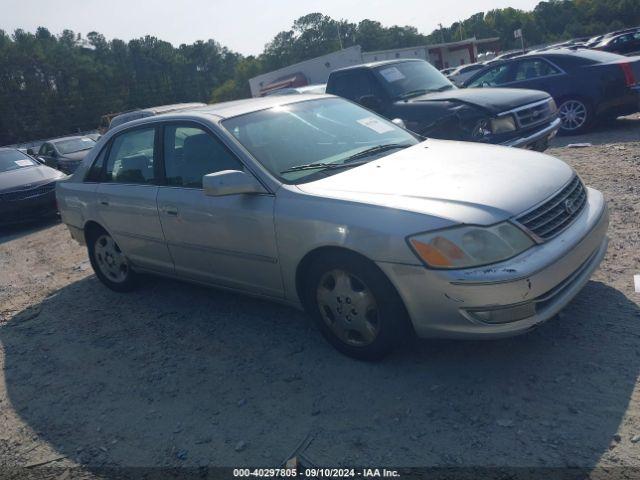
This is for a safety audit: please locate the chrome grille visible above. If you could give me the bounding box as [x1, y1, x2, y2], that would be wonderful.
[516, 176, 587, 240]
[0, 182, 56, 202]
[514, 100, 554, 128]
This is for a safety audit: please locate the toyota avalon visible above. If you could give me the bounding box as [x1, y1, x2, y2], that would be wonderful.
[56, 95, 608, 360]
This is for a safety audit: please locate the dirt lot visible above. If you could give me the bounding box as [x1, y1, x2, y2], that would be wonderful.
[1, 116, 640, 477]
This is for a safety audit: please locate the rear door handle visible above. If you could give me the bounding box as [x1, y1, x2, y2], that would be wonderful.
[99, 198, 109, 206]
[162, 205, 178, 216]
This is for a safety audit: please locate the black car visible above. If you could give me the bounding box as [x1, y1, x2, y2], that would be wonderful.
[463, 49, 640, 134]
[595, 30, 640, 56]
[0, 148, 65, 226]
[326, 59, 560, 152]
[28, 135, 96, 174]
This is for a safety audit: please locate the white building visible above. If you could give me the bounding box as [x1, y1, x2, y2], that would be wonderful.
[248, 38, 501, 96]
[248, 46, 363, 97]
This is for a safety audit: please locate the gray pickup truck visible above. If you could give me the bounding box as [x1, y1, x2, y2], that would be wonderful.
[325, 59, 561, 151]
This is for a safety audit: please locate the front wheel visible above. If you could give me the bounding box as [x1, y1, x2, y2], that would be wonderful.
[303, 252, 411, 361]
[87, 229, 138, 292]
[557, 98, 593, 135]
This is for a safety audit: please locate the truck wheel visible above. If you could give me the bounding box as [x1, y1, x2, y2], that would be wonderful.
[303, 251, 411, 361]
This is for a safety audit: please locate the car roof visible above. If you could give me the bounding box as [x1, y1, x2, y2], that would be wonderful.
[332, 58, 424, 74]
[49, 135, 94, 144]
[110, 94, 338, 127]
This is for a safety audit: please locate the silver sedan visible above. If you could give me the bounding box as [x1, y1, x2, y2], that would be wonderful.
[56, 95, 608, 360]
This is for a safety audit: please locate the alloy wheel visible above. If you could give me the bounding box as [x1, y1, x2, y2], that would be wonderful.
[93, 234, 129, 283]
[316, 269, 380, 347]
[558, 100, 588, 131]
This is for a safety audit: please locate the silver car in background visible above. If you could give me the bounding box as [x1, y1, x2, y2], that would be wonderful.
[56, 95, 608, 360]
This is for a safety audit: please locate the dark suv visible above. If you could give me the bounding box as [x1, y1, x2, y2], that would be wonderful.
[326, 59, 560, 151]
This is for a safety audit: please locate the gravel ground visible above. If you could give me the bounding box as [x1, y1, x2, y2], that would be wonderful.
[0, 116, 639, 478]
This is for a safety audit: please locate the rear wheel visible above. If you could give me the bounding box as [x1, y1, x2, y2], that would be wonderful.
[87, 228, 137, 292]
[303, 251, 411, 360]
[557, 98, 593, 135]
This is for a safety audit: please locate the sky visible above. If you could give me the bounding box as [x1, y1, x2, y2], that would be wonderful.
[3, 0, 542, 55]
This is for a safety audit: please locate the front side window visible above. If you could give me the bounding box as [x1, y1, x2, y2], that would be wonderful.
[222, 98, 419, 184]
[467, 64, 513, 87]
[0, 149, 38, 173]
[103, 128, 156, 184]
[513, 59, 561, 81]
[163, 125, 243, 188]
[330, 70, 380, 101]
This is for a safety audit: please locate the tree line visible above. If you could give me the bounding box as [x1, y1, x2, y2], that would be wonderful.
[1, 0, 639, 145]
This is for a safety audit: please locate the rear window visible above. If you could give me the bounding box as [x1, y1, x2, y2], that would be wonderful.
[570, 49, 625, 64]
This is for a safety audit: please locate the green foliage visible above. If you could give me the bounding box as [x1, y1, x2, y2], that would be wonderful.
[2, 0, 639, 144]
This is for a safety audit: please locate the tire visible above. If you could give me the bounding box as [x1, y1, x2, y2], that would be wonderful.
[302, 251, 411, 361]
[87, 227, 138, 292]
[557, 97, 594, 135]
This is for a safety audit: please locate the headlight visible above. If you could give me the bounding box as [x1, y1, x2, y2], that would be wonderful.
[408, 222, 534, 269]
[490, 115, 517, 133]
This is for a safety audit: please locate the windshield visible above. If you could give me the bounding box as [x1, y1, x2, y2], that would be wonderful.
[222, 98, 419, 184]
[375, 61, 454, 99]
[54, 137, 96, 154]
[0, 149, 38, 173]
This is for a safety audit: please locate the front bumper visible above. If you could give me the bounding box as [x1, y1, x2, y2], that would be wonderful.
[500, 117, 561, 150]
[0, 190, 58, 226]
[377, 187, 608, 339]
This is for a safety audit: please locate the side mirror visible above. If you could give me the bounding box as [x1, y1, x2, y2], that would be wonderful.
[26, 148, 35, 156]
[357, 95, 383, 112]
[203, 170, 266, 197]
[391, 118, 406, 129]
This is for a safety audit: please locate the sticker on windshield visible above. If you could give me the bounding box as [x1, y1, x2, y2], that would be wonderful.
[378, 66, 406, 83]
[14, 159, 33, 167]
[357, 117, 395, 134]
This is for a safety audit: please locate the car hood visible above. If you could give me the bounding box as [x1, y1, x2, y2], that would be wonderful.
[0, 165, 65, 192]
[60, 150, 91, 162]
[296, 139, 574, 225]
[404, 88, 549, 115]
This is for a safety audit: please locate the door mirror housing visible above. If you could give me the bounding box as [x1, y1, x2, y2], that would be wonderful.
[391, 118, 406, 129]
[357, 95, 383, 111]
[26, 148, 35, 156]
[203, 170, 266, 197]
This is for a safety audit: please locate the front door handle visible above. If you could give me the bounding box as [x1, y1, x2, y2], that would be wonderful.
[99, 198, 109, 206]
[162, 205, 178, 216]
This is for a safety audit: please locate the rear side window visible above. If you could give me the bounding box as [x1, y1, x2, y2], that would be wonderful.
[103, 128, 156, 184]
[85, 147, 107, 182]
[513, 59, 561, 80]
[162, 124, 243, 188]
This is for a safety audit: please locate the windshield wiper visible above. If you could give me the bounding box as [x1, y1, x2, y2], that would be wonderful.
[281, 144, 410, 174]
[281, 161, 368, 174]
[341, 143, 410, 163]
[398, 89, 429, 99]
[399, 84, 454, 99]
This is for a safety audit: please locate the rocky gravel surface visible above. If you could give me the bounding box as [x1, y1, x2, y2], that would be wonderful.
[0, 117, 639, 478]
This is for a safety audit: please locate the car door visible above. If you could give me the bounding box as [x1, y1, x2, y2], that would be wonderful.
[93, 125, 174, 273]
[156, 122, 283, 297]
[38, 143, 57, 169]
